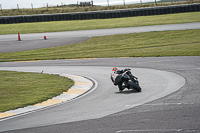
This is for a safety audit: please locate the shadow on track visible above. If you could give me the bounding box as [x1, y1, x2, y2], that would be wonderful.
[115, 89, 142, 94]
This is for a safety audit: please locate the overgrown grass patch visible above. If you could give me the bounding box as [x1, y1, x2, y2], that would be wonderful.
[0, 29, 199, 62]
[0, 71, 74, 112]
[0, 12, 200, 35]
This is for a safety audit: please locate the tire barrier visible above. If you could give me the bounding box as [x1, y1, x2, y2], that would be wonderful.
[0, 4, 199, 24]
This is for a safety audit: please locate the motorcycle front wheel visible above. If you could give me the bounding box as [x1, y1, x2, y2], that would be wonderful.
[128, 80, 142, 92]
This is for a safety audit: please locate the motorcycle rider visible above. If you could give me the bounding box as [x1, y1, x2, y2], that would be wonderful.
[111, 67, 124, 92]
[111, 67, 139, 92]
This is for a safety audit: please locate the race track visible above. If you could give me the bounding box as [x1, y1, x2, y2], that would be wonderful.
[0, 23, 200, 133]
[0, 22, 200, 53]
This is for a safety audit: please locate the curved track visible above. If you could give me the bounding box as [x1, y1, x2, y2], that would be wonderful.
[0, 22, 200, 53]
[0, 23, 200, 133]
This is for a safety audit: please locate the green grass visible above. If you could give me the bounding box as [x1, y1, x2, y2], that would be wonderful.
[0, 12, 200, 35]
[0, 29, 199, 62]
[0, 71, 74, 112]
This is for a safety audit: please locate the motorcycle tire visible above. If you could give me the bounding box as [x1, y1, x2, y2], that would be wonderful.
[128, 80, 142, 92]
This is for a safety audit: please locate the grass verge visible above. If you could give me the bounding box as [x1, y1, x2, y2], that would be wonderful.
[0, 29, 199, 62]
[0, 12, 200, 35]
[0, 71, 74, 112]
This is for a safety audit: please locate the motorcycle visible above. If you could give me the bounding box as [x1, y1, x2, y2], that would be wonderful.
[111, 68, 142, 92]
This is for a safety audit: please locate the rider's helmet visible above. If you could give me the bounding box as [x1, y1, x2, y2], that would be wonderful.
[112, 67, 118, 71]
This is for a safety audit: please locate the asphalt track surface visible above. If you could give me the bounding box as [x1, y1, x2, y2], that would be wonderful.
[0, 23, 200, 133]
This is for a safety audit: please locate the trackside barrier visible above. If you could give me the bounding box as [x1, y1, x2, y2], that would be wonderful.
[0, 4, 200, 24]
